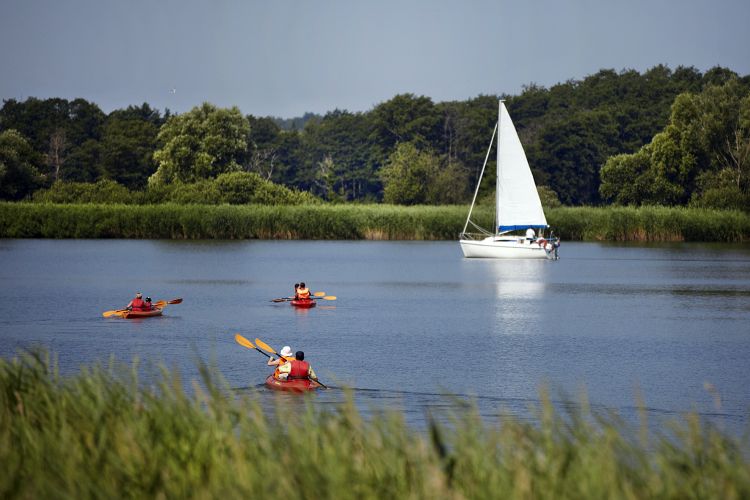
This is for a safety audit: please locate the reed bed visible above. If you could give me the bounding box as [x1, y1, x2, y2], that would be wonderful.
[0, 202, 748, 241]
[1, 350, 748, 499]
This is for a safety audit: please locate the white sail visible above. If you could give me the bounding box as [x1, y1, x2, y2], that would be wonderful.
[496, 101, 548, 231]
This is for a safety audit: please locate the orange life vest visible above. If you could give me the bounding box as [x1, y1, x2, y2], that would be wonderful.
[273, 357, 295, 379]
[297, 287, 310, 299]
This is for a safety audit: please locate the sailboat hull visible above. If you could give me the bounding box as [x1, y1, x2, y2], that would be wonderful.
[460, 237, 552, 259]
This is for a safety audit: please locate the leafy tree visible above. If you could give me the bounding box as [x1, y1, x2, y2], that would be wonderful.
[537, 185, 562, 209]
[100, 112, 160, 188]
[380, 142, 438, 205]
[600, 79, 750, 209]
[427, 160, 470, 204]
[299, 110, 376, 201]
[0, 129, 43, 200]
[150, 103, 250, 185]
[0, 97, 105, 182]
[370, 94, 441, 164]
[531, 109, 619, 204]
[246, 116, 282, 180]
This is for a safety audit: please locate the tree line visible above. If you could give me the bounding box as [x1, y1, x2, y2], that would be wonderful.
[1, 65, 748, 210]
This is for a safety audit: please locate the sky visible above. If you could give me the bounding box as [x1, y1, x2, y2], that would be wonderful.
[1, 0, 749, 118]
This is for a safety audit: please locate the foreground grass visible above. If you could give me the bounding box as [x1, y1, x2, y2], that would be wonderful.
[1, 351, 748, 499]
[0, 202, 748, 241]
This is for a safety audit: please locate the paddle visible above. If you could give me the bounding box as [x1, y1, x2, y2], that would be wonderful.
[271, 297, 295, 303]
[271, 293, 336, 302]
[102, 308, 129, 318]
[102, 298, 182, 318]
[254, 337, 328, 389]
[152, 298, 183, 308]
[234, 334, 271, 358]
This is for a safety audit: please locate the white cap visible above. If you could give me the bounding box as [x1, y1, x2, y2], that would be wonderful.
[280, 346, 293, 357]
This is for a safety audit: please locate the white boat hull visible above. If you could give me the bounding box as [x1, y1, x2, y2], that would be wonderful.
[460, 237, 553, 259]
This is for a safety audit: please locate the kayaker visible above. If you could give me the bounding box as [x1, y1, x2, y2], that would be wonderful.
[127, 292, 147, 311]
[297, 282, 311, 300]
[278, 351, 318, 382]
[268, 345, 295, 380]
[293, 283, 300, 299]
[145, 297, 153, 311]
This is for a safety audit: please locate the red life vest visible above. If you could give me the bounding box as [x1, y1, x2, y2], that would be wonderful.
[131, 298, 146, 311]
[288, 360, 310, 379]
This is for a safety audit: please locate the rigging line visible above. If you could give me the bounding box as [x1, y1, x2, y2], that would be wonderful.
[461, 121, 498, 235]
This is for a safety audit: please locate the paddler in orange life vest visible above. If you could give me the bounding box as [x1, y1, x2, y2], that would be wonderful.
[277, 351, 318, 382]
[268, 345, 295, 380]
[127, 292, 147, 311]
[296, 282, 311, 300]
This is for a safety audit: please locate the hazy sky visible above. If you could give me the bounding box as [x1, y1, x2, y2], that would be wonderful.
[2, 0, 749, 118]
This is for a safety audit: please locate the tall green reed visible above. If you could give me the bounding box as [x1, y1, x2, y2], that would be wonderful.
[0, 202, 748, 241]
[1, 351, 748, 499]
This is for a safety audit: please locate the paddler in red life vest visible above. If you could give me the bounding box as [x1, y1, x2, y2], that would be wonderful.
[127, 292, 147, 311]
[268, 345, 295, 380]
[296, 282, 311, 300]
[144, 297, 153, 311]
[277, 351, 318, 382]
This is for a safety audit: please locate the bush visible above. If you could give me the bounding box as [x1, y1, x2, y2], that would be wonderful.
[33, 180, 137, 204]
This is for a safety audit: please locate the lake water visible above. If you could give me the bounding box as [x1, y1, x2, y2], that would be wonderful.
[1, 239, 749, 433]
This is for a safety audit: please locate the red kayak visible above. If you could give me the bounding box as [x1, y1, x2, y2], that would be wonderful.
[290, 298, 316, 308]
[123, 307, 163, 319]
[264, 375, 318, 393]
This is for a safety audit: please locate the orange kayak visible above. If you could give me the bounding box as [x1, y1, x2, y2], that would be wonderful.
[123, 307, 163, 319]
[264, 375, 318, 392]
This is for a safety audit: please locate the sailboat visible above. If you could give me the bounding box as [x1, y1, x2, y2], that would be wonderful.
[459, 100, 560, 259]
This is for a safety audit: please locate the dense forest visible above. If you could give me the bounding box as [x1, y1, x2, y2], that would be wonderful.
[1, 65, 748, 210]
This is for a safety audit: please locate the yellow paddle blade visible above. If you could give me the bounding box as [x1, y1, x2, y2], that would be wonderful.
[102, 309, 127, 317]
[254, 338, 277, 355]
[313, 291, 326, 297]
[322, 296, 337, 301]
[234, 334, 256, 350]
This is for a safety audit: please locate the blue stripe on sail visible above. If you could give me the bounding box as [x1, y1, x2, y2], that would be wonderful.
[498, 224, 548, 231]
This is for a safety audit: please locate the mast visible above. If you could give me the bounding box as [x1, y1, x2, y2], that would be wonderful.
[495, 100, 503, 235]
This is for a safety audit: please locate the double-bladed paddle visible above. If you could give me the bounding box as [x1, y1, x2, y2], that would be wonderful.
[253, 337, 328, 389]
[270, 292, 337, 302]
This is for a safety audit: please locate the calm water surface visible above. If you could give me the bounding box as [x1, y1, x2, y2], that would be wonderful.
[0, 239, 748, 432]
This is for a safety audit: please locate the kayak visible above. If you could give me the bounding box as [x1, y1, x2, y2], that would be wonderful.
[265, 374, 318, 393]
[123, 307, 163, 319]
[290, 298, 316, 308]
